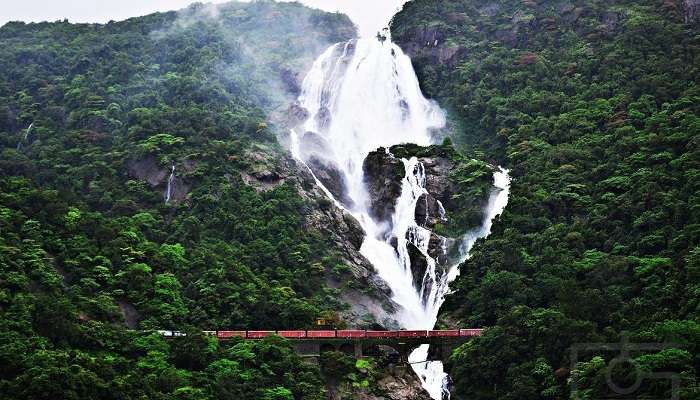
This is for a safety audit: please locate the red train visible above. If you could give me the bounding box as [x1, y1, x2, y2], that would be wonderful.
[188, 329, 483, 340]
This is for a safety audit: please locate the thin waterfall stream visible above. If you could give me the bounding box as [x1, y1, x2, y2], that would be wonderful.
[16, 122, 33, 151]
[164, 164, 175, 203]
[290, 36, 510, 399]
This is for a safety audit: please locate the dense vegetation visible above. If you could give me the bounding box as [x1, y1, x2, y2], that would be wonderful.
[392, 0, 700, 398]
[0, 1, 355, 398]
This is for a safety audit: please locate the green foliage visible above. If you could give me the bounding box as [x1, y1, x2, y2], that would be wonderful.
[0, 1, 354, 398]
[393, 0, 700, 398]
[319, 352, 380, 397]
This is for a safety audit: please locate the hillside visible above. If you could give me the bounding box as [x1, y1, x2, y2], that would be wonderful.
[392, 0, 700, 398]
[0, 2, 360, 398]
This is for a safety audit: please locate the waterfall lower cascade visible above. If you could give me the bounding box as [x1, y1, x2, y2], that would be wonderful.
[164, 165, 175, 203]
[290, 37, 510, 399]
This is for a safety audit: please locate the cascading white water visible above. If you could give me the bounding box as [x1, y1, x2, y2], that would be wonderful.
[164, 165, 175, 203]
[16, 122, 33, 151]
[290, 38, 444, 327]
[290, 36, 510, 399]
[409, 168, 510, 399]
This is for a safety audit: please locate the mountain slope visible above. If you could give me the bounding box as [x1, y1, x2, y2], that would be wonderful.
[392, 0, 700, 398]
[0, 2, 358, 398]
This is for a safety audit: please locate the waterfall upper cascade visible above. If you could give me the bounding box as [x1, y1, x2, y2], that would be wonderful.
[290, 37, 510, 399]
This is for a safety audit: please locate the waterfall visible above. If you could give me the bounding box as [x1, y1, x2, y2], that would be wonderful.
[408, 167, 510, 399]
[164, 165, 175, 203]
[16, 122, 33, 151]
[290, 37, 510, 399]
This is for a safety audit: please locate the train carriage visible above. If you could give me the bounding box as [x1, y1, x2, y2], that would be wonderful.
[217, 331, 246, 339]
[306, 330, 337, 338]
[428, 329, 460, 337]
[336, 330, 366, 338]
[459, 329, 483, 337]
[397, 330, 427, 338]
[246, 330, 275, 339]
[277, 330, 306, 338]
[366, 330, 398, 338]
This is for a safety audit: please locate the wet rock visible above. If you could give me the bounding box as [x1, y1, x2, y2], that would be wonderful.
[239, 170, 285, 192]
[316, 106, 332, 130]
[437, 44, 466, 64]
[299, 131, 331, 155]
[167, 176, 191, 203]
[421, 157, 454, 208]
[117, 299, 140, 329]
[374, 369, 433, 400]
[427, 232, 447, 264]
[327, 364, 431, 400]
[294, 157, 399, 328]
[279, 67, 301, 95]
[296, 131, 353, 206]
[286, 102, 309, 126]
[414, 193, 443, 229]
[253, 169, 280, 182]
[239, 150, 288, 192]
[343, 211, 365, 250]
[363, 148, 405, 223]
[307, 156, 353, 207]
[407, 242, 428, 290]
[127, 156, 191, 203]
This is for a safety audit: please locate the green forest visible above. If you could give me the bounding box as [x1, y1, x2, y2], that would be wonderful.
[392, 0, 700, 398]
[0, 2, 358, 399]
[2, 0, 700, 399]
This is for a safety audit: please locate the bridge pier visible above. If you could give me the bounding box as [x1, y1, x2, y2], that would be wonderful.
[396, 343, 411, 363]
[354, 341, 363, 358]
[292, 341, 321, 357]
[280, 334, 475, 365]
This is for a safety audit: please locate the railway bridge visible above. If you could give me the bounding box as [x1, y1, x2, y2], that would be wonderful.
[160, 329, 484, 363]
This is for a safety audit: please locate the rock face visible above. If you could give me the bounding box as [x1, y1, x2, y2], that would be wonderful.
[298, 131, 355, 207]
[127, 156, 191, 203]
[327, 365, 432, 400]
[127, 156, 169, 187]
[362, 148, 405, 224]
[415, 193, 443, 229]
[287, 154, 400, 329]
[363, 145, 459, 230]
[394, 25, 468, 66]
[407, 242, 428, 290]
[279, 67, 301, 96]
[372, 371, 433, 400]
[362, 143, 494, 296]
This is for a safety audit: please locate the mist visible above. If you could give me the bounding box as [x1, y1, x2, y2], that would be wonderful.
[1, 0, 411, 37]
